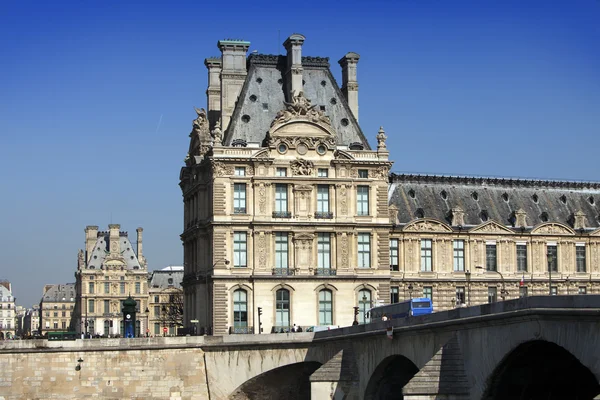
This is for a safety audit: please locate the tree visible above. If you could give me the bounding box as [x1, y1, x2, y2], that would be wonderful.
[160, 288, 183, 329]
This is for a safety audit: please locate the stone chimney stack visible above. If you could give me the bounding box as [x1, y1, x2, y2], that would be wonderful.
[574, 210, 587, 230]
[108, 224, 121, 255]
[204, 57, 222, 129]
[136, 227, 144, 259]
[85, 225, 99, 262]
[339, 52, 360, 121]
[217, 39, 250, 132]
[283, 33, 306, 101]
[515, 209, 528, 228]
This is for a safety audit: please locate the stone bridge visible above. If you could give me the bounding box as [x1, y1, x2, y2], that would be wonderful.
[1, 295, 599, 399]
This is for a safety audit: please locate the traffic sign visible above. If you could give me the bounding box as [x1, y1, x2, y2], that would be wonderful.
[163, 327, 168, 333]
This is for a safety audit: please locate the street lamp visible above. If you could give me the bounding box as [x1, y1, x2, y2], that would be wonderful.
[465, 270, 471, 306]
[197, 258, 229, 335]
[476, 266, 506, 301]
[407, 284, 413, 300]
[144, 307, 149, 337]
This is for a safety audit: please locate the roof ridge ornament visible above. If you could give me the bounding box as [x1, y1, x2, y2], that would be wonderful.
[270, 91, 332, 129]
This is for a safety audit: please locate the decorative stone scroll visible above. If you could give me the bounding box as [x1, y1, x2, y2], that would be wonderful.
[270, 91, 332, 129]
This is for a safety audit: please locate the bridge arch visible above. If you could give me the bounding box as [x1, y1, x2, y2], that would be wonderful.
[482, 339, 600, 399]
[364, 354, 419, 400]
[228, 361, 322, 400]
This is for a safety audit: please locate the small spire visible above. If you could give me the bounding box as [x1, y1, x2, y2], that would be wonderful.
[376, 126, 387, 150]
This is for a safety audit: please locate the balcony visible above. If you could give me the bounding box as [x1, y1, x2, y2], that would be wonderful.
[314, 212, 333, 219]
[272, 268, 294, 276]
[229, 325, 253, 334]
[315, 268, 337, 276]
[272, 211, 292, 218]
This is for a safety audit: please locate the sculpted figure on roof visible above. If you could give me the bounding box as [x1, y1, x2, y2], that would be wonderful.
[192, 107, 209, 133]
[271, 91, 332, 129]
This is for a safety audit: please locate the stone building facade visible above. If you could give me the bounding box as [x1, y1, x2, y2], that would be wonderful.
[74, 224, 150, 337]
[148, 266, 184, 336]
[180, 34, 600, 335]
[0, 281, 16, 339]
[39, 283, 76, 335]
[23, 305, 40, 337]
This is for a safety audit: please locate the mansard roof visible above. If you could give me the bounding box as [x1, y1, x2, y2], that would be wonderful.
[42, 283, 76, 302]
[389, 173, 600, 229]
[86, 232, 142, 270]
[149, 269, 183, 290]
[224, 54, 370, 149]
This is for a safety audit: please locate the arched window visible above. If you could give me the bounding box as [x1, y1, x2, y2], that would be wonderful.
[233, 290, 248, 329]
[358, 289, 372, 324]
[275, 289, 290, 330]
[103, 320, 110, 337]
[318, 290, 333, 326]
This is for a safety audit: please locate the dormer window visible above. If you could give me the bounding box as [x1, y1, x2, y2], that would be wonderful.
[232, 139, 247, 147]
[540, 212, 549, 222]
[349, 142, 364, 150]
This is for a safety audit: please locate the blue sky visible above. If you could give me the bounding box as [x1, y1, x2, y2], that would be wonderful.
[1, 1, 599, 307]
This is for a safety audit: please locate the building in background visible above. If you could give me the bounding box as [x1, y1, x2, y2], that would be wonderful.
[148, 266, 183, 336]
[39, 283, 76, 335]
[14, 305, 25, 337]
[74, 225, 150, 337]
[23, 305, 41, 337]
[0, 281, 16, 339]
[180, 34, 600, 335]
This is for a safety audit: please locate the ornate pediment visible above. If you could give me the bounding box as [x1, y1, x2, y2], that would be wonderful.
[590, 227, 600, 237]
[469, 221, 514, 234]
[531, 223, 575, 235]
[403, 219, 453, 233]
[270, 91, 332, 130]
[293, 233, 314, 241]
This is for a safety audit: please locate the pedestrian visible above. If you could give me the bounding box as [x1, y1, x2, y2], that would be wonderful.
[382, 314, 388, 322]
[292, 324, 298, 332]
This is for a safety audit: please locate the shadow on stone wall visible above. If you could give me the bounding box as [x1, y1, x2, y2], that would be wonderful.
[363, 355, 419, 400]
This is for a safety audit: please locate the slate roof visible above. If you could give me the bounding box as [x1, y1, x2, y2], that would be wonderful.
[0, 285, 13, 302]
[224, 54, 370, 149]
[42, 283, 76, 302]
[149, 270, 183, 289]
[389, 174, 600, 229]
[86, 232, 142, 270]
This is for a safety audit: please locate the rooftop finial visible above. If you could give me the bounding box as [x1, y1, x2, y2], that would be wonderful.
[376, 126, 387, 150]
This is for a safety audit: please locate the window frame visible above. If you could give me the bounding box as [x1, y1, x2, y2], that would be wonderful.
[275, 232, 289, 270]
[421, 239, 433, 272]
[233, 232, 248, 268]
[547, 244, 558, 272]
[317, 185, 330, 213]
[389, 239, 399, 271]
[357, 233, 371, 268]
[356, 185, 369, 216]
[486, 244, 497, 272]
[275, 184, 288, 213]
[317, 233, 331, 270]
[453, 240, 464, 272]
[318, 289, 333, 325]
[516, 244, 528, 272]
[233, 183, 247, 214]
[576, 245, 586, 273]
[233, 289, 248, 328]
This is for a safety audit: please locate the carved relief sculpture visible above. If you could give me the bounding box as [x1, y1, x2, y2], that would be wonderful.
[291, 158, 314, 176]
[270, 91, 332, 128]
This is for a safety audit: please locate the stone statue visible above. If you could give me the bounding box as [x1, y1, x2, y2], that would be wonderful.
[376, 126, 387, 150]
[211, 119, 223, 144]
[270, 91, 332, 129]
[192, 107, 208, 132]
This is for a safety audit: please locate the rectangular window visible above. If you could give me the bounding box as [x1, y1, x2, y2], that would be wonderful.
[356, 186, 369, 216]
[423, 286, 433, 302]
[390, 287, 399, 304]
[358, 169, 368, 178]
[154, 295, 159, 303]
[318, 168, 328, 177]
[317, 233, 331, 269]
[53, 311, 58, 317]
[318, 290, 333, 325]
[576, 245, 586, 273]
[233, 232, 247, 268]
[519, 286, 528, 298]
[486, 244, 497, 271]
[135, 282, 141, 294]
[276, 167, 287, 177]
[456, 287, 465, 305]
[234, 167, 246, 176]
[421, 239, 432, 272]
[275, 184, 288, 213]
[88, 299, 95, 313]
[357, 233, 371, 268]
[120, 282, 125, 294]
[104, 282, 110, 294]
[389, 239, 399, 271]
[488, 287, 497, 303]
[453, 240, 464, 272]
[317, 185, 330, 213]
[275, 233, 289, 269]
[233, 183, 247, 214]
[88, 282, 94, 294]
[104, 300, 110, 314]
[154, 305, 160, 316]
[154, 323, 160, 335]
[517, 244, 528, 272]
[547, 245, 558, 272]
[550, 286, 558, 296]
[53, 322, 58, 329]
[579, 287, 587, 295]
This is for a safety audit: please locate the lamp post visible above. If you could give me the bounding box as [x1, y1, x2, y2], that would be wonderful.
[465, 270, 471, 306]
[407, 284, 414, 300]
[548, 253, 555, 295]
[198, 258, 229, 335]
[144, 307, 149, 337]
[476, 266, 506, 301]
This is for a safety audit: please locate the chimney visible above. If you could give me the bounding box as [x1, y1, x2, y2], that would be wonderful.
[574, 210, 587, 230]
[515, 209, 528, 228]
[338, 52, 360, 121]
[451, 207, 465, 227]
[108, 224, 120, 255]
[204, 57, 222, 129]
[85, 225, 99, 262]
[283, 33, 305, 101]
[136, 227, 144, 259]
[217, 39, 250, 132]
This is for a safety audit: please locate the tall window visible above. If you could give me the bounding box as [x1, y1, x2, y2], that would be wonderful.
[547, 245, 558, 272]
[517, 244, 528, 272]
[453, 240, 464, 272]
[275, 184, 288, 213]
[358, 289, 371, 324]
[456, 287, 465, 305]
[423, 286, 433, 302]
[135, 282, 141, 294]
[88, 299, 95, 313]
[356, 186, 369, 216]
[488, 287, 497, 303]
[275, 289, 290, 328]
[390, 287, 399, 304]
[154, 323, 160, 335]
[358, 233, 371, 268]
[104, 300, 109, 314]
[120, 282, 125, 294]
[233, 232, 247, 268]
[275, 233, 289, 269]
[104, 282, 110, 294]
[233, 290, 247, 328]
[104, 320, 110, 336]
[317, 233, 331, 269]
[486, 244, 497, 271]
[389, 239, 399, 271]
[421, 239, 432, 272]
[233, 183, 246, 214]
[88, 282, 94, 294]
[576, 245, 586, 272]
[317, 185, 330, 213]
[318, 168, 328, 177]
[358, 169, 369, 178]
[319, 290, 333, 325]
